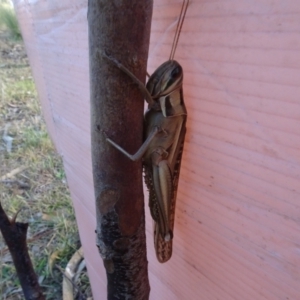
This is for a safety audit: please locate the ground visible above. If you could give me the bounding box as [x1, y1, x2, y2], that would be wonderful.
[0, 30, 92, 299]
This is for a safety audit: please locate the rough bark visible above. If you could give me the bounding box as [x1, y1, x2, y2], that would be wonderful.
[88, 0, 153, 299]
[0, 203, 45, 300]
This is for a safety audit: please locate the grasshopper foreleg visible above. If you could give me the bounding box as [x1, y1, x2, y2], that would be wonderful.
[102, 51, 155, 107]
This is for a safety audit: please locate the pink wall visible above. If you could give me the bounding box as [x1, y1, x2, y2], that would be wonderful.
[13, 0, 300, 299]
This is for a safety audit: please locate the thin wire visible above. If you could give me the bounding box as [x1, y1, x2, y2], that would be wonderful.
[169, 0, 189, 61]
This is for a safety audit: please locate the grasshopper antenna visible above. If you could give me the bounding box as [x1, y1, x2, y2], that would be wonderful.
[169, 0, 189, 61]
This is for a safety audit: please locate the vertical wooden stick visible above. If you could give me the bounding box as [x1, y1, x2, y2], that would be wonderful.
[88, 0, 153, 298]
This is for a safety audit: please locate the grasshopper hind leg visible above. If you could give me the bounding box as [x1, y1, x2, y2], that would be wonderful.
[152, 158, 173, 241]
[151, 138, 185, 263]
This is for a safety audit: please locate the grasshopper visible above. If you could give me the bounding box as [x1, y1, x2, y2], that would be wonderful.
[104, 0, 189, 263]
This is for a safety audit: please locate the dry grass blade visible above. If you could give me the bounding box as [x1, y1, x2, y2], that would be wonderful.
[0, 166, 28, 180]
[63, 247, 84, 300]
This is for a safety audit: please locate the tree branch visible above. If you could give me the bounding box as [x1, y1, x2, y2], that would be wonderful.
[0, 203, 45, 300]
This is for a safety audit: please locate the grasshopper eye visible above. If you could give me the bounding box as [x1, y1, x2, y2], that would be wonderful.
[171, 67, 180, 78]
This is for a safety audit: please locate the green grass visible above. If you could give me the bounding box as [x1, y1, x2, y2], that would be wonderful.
[22, 127, 50, 148]
[0, 31, 92, 299]
[0, 3, 22, 40]
[5, 79, 36, 101]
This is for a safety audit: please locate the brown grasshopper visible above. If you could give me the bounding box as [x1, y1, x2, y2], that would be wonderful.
[104, 0, 189, 263]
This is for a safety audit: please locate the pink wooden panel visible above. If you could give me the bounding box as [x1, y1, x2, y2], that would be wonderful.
[13, 0, 300, 299]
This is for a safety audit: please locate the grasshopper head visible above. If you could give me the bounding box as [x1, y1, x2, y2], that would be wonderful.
[146, 61, 186, 117]
[147, 60, 183, 97]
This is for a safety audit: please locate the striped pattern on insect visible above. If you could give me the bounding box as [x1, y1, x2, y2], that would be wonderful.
[104, 0, 189, 263]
